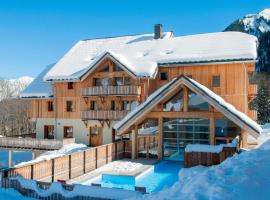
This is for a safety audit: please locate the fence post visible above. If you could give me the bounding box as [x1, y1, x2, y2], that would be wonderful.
[95, 148, 98, 169]
[51, 159, 55, 182]
[83, 151, 86, 174]
[30, 164, 34, 180]
[106, 145, 108, 164]
[69, 155, 72, 179]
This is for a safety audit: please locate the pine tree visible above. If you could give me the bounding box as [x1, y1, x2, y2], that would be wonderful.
[254, 73, 270, 124]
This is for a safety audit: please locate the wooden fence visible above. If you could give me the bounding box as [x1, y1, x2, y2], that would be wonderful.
[184, 146, 237, 168]
[3, 142, 125, 182]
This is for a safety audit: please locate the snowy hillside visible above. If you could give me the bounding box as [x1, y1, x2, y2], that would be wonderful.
[225, 8, 270, 72]
[0, 76, 33, 99]
[225, 8, 270, 37]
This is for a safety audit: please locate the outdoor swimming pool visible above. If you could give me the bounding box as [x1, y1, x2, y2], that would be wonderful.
[85, 161, 183, 193]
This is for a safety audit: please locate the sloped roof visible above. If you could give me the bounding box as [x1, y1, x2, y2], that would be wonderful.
[20, 64, 54, 99]
[44, 31, 257, 81]
[114, 76, 261, 138]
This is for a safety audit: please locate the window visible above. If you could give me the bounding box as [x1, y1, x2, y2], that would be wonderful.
[47, 101, 53, 112]
[44, 125, 54, 139]
[90, 127, 99, 135]
[64, 126, 73, 138]
[68, 82, 74, 90]
[95, 78, 109, 86]
[248, 71, 256, 84]
[160, 72, 168, 80]
[163, 90, 183, 112]
[111, 101, 116, 110]
[90, 101, 97, 110]
[212, 76, 220, 87]
[66, 101, 73, 112]
[114, 77, 131, 86]
[122, 100, 138, 111]
[188, 90, 209, 111]
[99, 65, 109, 72]
[114, 64, 124, 72]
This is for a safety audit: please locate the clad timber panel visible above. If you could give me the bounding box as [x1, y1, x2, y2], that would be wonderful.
[54, 156, 70, 181]
[33, 160, 52, 182]
[97, 146, 107, 168]
[85, 148, 96, 172]
[70, 151, 84, 179]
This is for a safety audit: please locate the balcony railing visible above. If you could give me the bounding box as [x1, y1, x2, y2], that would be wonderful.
[81, 85, 141, 96]
[81, 110, 130, 120]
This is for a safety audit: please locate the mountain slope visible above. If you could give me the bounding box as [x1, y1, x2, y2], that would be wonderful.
[225, 8, 270, 72]
[0, 76, 33, 100]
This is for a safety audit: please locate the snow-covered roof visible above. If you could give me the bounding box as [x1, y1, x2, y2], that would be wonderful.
[20, 64, 54, 99]
[114, 76, 262, 138]
[44, 31, 257, 81]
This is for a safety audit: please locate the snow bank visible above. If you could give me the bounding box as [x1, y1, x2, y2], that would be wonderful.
[138, 135, 270, 200]
[15, 143, 88, 167]
[16, 177, 142, 200]
[0, 188, 35, 200]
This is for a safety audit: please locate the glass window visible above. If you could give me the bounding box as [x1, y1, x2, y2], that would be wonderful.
[95, 78, 109, 86]
[122, 100, 138, 111]
[44, 125, 54, 139]
[215, 118, 241, 138]
[163, 90, 183, 111]
[111, 101, 116, 110]
[212, 75, 220, 87]
[90, 127, 99, 135]
[114, 64, 124, 72]
[67, 82, 74, 89]
[66, 101, 73, 112]
[47, 101, 53, 112]
[114, 77, 131, 86]
[90, 101, 97, 110]
[64, 126, 73, 138]
[188, 90, 209, 111]
[99, 65, 109, 72]
[160, 72, 168, 80]
[248, 71, 256, 85]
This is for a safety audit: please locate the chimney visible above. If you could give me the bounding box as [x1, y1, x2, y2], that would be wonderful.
[154, 24, 163, 39]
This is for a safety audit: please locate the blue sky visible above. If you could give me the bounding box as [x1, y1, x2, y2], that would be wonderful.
[0, 0, 269, 79]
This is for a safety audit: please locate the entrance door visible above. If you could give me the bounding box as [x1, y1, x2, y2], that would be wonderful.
[89, 127, 102, 147]
[163, 118, 210, 161]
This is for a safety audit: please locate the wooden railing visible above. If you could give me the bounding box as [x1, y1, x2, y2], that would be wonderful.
[0, 137, 75, 150]
[81, 110, 129, 120]
[2, 142, 125, 182]
[81, 85, 141, 96]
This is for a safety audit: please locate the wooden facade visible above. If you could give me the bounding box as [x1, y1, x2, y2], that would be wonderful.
[27, 58, 257, 150]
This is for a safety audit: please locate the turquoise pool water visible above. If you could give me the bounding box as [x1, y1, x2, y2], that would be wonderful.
[88, 161, 183, 193]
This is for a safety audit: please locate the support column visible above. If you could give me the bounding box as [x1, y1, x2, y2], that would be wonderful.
[183, 86, 188, 112]
[210, 115, 215, 145]
[241, 129, 248, 148]
[158, 117, 163, 160]
[8, 150, 13, 168]
[131, 125, 138, 159]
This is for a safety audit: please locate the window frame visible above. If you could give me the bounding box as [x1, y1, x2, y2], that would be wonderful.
[47, 101, 54, 112]
[160, 71, 168, 81]
[66, 101, 73, 112]
[67, 82, 74, 90]
[64, 126, 73, 138]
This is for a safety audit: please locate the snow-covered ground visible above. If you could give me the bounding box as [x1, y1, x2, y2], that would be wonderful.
[139, 132, 270, 200]
[0, 188, 35, 200]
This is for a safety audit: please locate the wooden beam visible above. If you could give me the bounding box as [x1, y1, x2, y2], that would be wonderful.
[183, 86, 188, 112]
[158, 117, 163, 160]
[240, 129, 248, 148]
[210, 114, 215, 145]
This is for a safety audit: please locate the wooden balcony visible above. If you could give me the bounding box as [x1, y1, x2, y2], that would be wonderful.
[81, 85, 141, 96]
[81, 110, 129, 120]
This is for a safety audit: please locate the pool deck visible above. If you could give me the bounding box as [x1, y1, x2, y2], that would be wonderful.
[68, 159, 158, 184]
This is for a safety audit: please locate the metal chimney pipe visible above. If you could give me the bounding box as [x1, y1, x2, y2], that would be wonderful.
[154, 24, 163, 39]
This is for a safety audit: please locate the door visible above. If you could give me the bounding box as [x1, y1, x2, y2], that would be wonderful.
[89, 127, 103, 147]
[163, 118, 210, 161]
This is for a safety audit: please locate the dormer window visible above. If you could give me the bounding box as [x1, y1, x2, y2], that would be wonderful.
[160, 72, 168, 80]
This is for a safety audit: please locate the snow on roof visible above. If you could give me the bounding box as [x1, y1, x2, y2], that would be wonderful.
[20, 64, 54, 99]
[44, 31, 257, 81]
[114, 76, 262, 137]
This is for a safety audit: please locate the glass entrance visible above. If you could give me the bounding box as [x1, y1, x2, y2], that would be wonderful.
[163, 118, 210, 161]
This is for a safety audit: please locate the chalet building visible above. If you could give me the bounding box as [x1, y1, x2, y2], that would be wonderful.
[21, 25, 261, 161]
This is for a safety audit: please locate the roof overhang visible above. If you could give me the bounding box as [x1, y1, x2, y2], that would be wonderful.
[114, 76, 261, 138]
